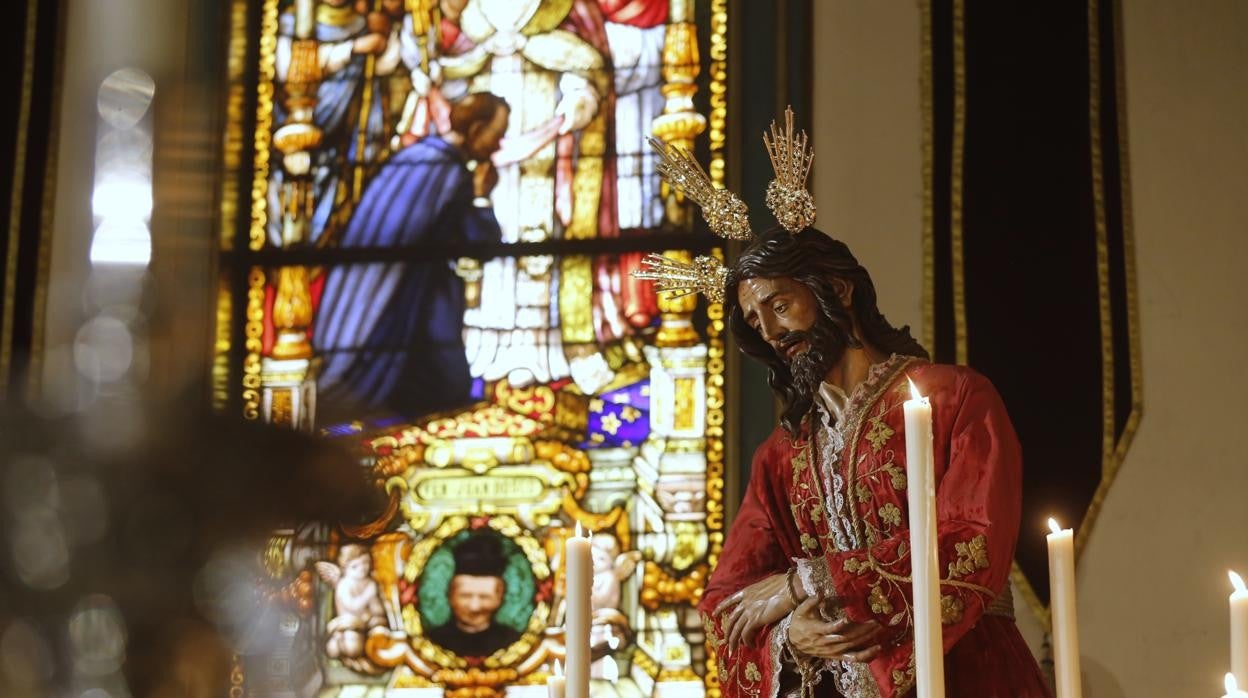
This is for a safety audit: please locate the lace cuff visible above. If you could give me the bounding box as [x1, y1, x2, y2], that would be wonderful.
[794, 557, 836, 601]
[777, 612, 835, 698]
[783, 569, 882, 698]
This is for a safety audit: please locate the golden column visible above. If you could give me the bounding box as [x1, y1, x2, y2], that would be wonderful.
[635, 3, 712, 695]
[265, 1, 323, 429]
[651, 0, 706, 350]
[652, 0, 707, 231]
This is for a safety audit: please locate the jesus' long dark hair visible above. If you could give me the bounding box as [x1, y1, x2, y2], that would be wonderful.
[726, 228, 930, 433]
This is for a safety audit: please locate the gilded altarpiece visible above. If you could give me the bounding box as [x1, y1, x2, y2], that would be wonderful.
[215, 1, 729, 696]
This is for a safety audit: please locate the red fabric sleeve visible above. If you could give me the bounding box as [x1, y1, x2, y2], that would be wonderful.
[700, 432, 802, 698]
[819, 369, 1023, 695]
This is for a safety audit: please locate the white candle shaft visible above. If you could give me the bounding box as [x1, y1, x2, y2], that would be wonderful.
[904, 397, 944, 698]
[565, 534, 592, 698]
[295, 0, 315, 39]
[1047, 528, 1082, 698]
[547, 675, 566, 698]
[1232, 588, 1248, 688]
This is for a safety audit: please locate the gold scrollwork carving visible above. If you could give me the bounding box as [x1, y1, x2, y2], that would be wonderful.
[673, 377, 697, 431]
[269, 387, 294, 425]
[400, 464, 571, 531]
[536, 440, 591, 474]
[272, 122, 324, 154]
[551, 390, 589, 438]
[437, 668, 519, 698]
[704, 6, 729, 696]
[229, 653, 245, 698]
[372, 443, 426, 480]
[399, 515, 551, 673]
[558, 256, 595, 345]
[242, 267, 266, 419]
[424, 436, 536, 469]
[640, 561, 709, 610]
[632, 648, 660, 679]
[284, 39, 322, 89]
[493, 380, 558, 420]
[669, 521, 708, 570]
[659, 668, 702, 682]
[257, 568, 316, 616]
[559, 492, 627, 543]
[212, 278, 232, 411]
[262, 532, 289, 578]
[248, 0, 278, 252]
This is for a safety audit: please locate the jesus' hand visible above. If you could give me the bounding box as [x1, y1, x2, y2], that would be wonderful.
[786, 596, 883, 663]
[715, 572, 798, 653]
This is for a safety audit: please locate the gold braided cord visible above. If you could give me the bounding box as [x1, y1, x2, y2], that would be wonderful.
[633, 253, 729, 304]
[762, 106, 816, 233]
[647, 137, 752, 241]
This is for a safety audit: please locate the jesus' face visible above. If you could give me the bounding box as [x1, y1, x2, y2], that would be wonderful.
[736, 274, 856, 410]
[736, 277, 821, 362]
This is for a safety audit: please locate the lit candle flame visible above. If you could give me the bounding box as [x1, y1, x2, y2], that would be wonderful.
[575, 521, 582, 538]
[1047, 518, 1063, 535]
[554, 659, 563, 678]
[1231, 570, 1247, 594]
[907, 377, 924, 401]
[1227, 672, 1239, 693]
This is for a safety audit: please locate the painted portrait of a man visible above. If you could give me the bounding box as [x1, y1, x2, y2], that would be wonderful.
[426, 530, 522, 657]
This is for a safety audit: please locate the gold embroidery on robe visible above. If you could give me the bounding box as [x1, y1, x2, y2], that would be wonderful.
[947, 534, 990, 579]
[865, 416, 895, 452]
[941, 594, 966, 625]
[878, 503, 902, 527]
[884, 462, 907, 490]
[868, 584, 893, 614]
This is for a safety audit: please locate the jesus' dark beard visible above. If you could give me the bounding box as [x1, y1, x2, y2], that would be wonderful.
[776, 309, 857, 428]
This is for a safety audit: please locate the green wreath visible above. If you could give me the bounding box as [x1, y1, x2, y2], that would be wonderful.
[418, 529, 535, 634]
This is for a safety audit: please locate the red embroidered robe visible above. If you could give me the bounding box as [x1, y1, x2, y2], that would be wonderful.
[701, 357, 1050, 698]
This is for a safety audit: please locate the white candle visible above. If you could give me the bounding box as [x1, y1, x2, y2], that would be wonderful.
[1223, 673, 1248, 698]
[1230, 571, 1248, 689]
[903, 378, 944, 698]
[1046, 518, 1082, 698]
[294, 0, 315, 39]
[565, 523, 592, 698]
[547, 660, 566, 698]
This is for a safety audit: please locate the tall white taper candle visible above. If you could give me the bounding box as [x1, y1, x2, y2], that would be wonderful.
[547, 660, 566, 698]
[1046, 518, 1081, 698]
[904, 378, 944, 698]
[1230, 571, 1248, 689]
[565, 523, 592, 698]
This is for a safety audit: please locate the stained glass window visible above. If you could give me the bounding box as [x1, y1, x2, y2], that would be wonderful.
[215, 1, 729, 695]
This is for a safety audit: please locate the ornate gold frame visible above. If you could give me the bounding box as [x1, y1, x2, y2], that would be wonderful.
[399, 514, 552, 671]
